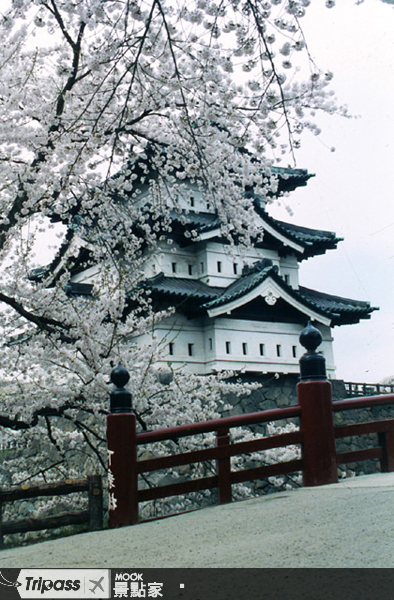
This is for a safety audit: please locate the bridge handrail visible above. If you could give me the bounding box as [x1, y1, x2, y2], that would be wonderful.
[0, 475, 103, 547]
[333, 394, 394, 412]
[135, 405, 302, 445]
[134, 394, 394, 448]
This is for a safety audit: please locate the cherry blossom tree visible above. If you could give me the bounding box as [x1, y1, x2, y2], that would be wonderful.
[0, 0, 340, 490]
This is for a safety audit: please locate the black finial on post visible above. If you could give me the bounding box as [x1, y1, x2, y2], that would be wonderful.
[110, 363, 133, 413]
[299, 322, 327, 381]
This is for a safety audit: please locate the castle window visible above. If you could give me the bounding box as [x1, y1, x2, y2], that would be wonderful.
[259, 343, 265, 356]
[276, 344, 282, 357]
[242, 342, 248, 355]
[188, 264, 193, 276]
[209, 338, 213, 350]
[190, 196, 195, 208]
[217, 261, 222, 273]
[172, 262, 177, 274]
[233, 263, 238, 275]
[292, 345, 297, 358]
[284, 274, 290, 284]
[200, 262, 204, 273]
[188, 343, 194, 357]
[169, 342, 174, 355]
[225, 341, 231, 354]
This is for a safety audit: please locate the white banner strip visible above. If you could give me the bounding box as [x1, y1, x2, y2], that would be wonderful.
[17, 569, 110, 599]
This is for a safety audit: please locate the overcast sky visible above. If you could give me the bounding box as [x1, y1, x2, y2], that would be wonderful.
[269, 0, 394, 384]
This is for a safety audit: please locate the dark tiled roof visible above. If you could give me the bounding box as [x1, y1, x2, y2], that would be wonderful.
[144, 263, 377, 326]
[168, 203, 342, 259]
[270, 218, 340, 246]
[297, 286, 378, 325]
[271, 166, 310, 178]
[271, 166, 313, 193]
[169, 210, 220, 234]
[253, 204, 343, 259]
[66, 282, 93, 296]
[141, 273, 222, 302]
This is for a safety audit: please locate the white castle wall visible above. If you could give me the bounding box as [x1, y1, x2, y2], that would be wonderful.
[145, 240, 300, 290]
[141, 313, 336, 377]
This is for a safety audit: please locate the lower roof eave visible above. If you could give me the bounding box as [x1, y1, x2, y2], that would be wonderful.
[331, 312, 376, 327]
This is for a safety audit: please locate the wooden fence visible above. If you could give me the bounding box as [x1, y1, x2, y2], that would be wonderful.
[0, 475, 103, 546]
[344, 382, 394, 398]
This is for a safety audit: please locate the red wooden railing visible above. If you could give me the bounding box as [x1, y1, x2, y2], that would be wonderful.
[107, 387, 394, 527]
[106, 405, 303, 527]
[333, 395, 394, 470]
[135, 406, 303, 509]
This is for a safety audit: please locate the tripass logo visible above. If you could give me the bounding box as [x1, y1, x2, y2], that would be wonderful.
[25, 576, 80, 594]
[5, 569, 110, 599]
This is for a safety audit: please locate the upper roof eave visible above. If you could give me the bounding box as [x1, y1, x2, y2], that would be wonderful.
[271, 166, 315, 193]
[252, 202, 342, 259]
[167, 202, 342, 259]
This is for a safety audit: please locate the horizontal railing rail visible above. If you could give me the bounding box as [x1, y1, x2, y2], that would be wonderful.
[0, 475, 103, 546]
[136, 405, 302, 444]
[333, 394, 394, 412]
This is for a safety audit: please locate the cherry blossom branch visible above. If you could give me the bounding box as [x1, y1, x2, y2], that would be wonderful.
[246, 0, 296, 161]
[0, 402, 107, 431]
[0, 292, 75, 344]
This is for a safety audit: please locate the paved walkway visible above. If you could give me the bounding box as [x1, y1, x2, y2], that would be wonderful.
[1, 472, 394, 568]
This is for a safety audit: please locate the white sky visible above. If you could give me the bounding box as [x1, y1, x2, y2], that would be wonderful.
[269, 0, 394, 383]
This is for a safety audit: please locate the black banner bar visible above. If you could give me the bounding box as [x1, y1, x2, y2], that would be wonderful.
[1, 568, 394, 600]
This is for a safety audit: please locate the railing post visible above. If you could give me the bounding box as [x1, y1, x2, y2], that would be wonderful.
[107, 364, 138, 528]
[379, 431, 394, 472]
[216, 427, 232, 504]
[88, 475, 103, 531]
[297, 323, 338, 487]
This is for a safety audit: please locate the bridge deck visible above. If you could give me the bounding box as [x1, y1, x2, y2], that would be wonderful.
[0, 472, 393, 569]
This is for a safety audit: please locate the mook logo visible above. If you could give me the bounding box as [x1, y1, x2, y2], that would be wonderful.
[13, 569, 110, 599]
